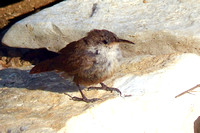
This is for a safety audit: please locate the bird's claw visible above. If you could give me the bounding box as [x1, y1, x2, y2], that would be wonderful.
[88, 82, 122, 96]
[64, 93, 100, 103]
[72, 97, 100, 103]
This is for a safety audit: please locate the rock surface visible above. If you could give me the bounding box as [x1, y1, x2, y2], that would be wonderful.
[0, 53, 200, 133]
[1, 0, 200, 133]
[2, 0, 200, 54]
[0, 0, 62, 29]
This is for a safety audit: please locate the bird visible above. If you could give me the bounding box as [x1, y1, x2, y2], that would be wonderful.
[30, 29, 135, 103]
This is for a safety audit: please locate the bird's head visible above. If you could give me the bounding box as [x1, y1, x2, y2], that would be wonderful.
[85, 29, 135, 47]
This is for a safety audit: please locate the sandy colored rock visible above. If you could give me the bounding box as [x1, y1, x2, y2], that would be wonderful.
[60, 53, 200, 133]
[0, 77, 115, 132]
[0, 56, 32, 69]
[0, 53, 200, 133]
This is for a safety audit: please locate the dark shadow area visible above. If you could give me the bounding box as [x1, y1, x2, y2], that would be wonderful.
[21, 48, 59, 64]
[194, 116, 200, 133]
[0, 68, 79, 93]
[0, 0, 23, 7]
[0, 46, 59, 65]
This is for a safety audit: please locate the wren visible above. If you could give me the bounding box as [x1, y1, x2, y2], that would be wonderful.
[30, 29, 135, 103]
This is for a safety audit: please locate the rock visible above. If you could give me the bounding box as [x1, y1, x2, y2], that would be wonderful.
[0, 56, 32, 69]
[1, 0, 200, 132]
[0, 53, 200, 133]
[2, 0, 200, 54]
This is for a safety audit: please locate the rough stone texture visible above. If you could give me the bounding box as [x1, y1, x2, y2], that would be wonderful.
[0, 69, 116, 133]
[2, 0, 200, 54]
[0, 56, 31, 69]
[1, 0, 200, 132]
[0, 53, 200, 133]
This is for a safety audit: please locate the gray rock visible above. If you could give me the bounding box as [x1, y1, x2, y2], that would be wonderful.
[2, 0, 200, 54]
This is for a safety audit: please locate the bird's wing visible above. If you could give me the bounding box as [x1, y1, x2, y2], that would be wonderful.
[55, 38, 95, 74]
[54, 51, 95, 75]
[58, 39, 86, 54]
[58, 41, 77, 54]
[30, 38, 95, 75]
[30, 52, 95, 75]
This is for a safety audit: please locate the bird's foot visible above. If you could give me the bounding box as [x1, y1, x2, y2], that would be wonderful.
[88, 82, 122, 96]
[64, 93, 100, 103]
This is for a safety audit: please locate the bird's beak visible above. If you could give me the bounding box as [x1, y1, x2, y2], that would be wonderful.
[108, 39, 135, 46]
[117, 39, 135, 45]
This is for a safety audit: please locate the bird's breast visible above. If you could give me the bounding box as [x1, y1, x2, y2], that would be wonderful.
[74, 45, 122, 86]
[88, 45, 122, 76]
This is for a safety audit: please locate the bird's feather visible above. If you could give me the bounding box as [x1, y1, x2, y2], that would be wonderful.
[30, 39, 95, 76]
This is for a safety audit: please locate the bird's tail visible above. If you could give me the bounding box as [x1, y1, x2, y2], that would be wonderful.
[30, 59, 56, 74]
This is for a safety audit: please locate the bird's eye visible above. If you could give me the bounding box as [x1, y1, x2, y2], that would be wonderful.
[102, 40, 108, 44]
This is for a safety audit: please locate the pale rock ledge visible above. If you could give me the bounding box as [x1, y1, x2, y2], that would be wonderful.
[0, 53, 200, 133]
[60, 53, 200, 133]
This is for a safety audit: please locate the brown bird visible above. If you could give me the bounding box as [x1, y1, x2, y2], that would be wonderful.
[30, 29, 135, 103]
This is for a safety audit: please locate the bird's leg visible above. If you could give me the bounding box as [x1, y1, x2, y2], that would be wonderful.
[65, 84, 100, 103]
[88, 82, 122, 96]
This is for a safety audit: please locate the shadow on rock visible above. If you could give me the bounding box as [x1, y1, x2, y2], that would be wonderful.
[0, 0, 23, 7]
[0, 68, 78, 93]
